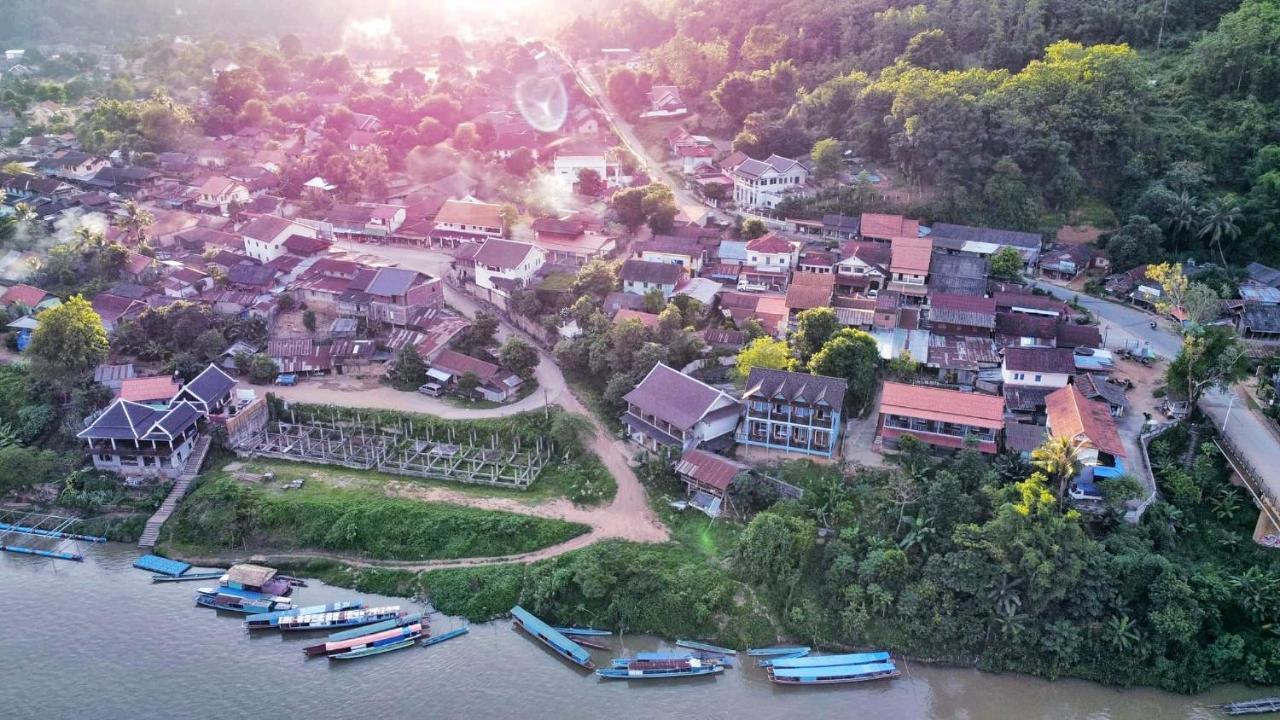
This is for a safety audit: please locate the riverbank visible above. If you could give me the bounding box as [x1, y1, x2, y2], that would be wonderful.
[5, 544, 1263, 720]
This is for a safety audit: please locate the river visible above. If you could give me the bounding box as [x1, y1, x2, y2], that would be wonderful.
[2, 544, 1267, 720]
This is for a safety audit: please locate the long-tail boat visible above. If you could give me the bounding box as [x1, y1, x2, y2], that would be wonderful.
[329, 633, 422, 661]
[327, 613, 422, 642]
[767, 660, 901, 685]
[303, 623, 423, 657]
[552, 626, 612, 636]
[748, 645, 811, 657]
[195, 591, 292, 614]
[420, 626, 469, 648]
[766, 651, 891, 669]
[758, 649, 811, 667]
[675, 639, 737, 655]
[244, 601, 364, 629]
[152, 571, 226, 583]
[510, 605, 595, 669]
[277, 606, 403, 632]
[597, 657, 725, 680]
[612, 652, 733, 668]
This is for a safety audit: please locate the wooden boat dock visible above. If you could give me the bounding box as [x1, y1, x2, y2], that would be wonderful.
[0, 510, 100, 562]
[510, 605, 595, 669]
[133, 554, 191, 577]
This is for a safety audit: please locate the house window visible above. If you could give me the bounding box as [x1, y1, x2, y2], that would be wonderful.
[1034, 374, 1042, 382]
[1013, 373, 1025, 381]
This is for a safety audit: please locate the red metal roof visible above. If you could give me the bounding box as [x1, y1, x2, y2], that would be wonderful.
[746, 232, 793, 254]
[879, 382, 1005, 430]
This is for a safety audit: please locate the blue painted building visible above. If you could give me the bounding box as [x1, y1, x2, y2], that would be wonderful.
[737, 368, 845, 458]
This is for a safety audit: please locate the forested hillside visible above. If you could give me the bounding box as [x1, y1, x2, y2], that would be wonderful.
[562, 0, 1280, 264]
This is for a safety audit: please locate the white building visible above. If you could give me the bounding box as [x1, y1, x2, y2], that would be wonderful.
[1001, 348, 1075, 388]
[726, 153, 809, 210]
[194, 175, 250, 214]
[241, 215, 318, 263]
[472, 239, 546, 298]
[552, 147, 627, 189]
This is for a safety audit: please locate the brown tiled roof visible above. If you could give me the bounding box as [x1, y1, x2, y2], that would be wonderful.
[473, 239, 536, 271]
[785, 272, 834, 310]
[197, 175, 237, 196]
[676, 449, 747, 493]
[620, 259, 683, 285]
[1, 283, 51, 307]
[531, 217, 585, 237]
[995, 312, 1058, 339]
[435, 200, 502, 228]
[860, 213, 919, 240]
[622, 363, 738, 431]
[1003, 347, 1076, 374]
[614, 308, 660, 328]
[240, 215, 296, 243]
[1046, 384, 1126, 457]
[117, 376, 181, 402]
[745, 232, 793, 254]
[994, 292, 1069, 315]
[879, 382, 1005, 429]
[890, 236, 933, 275]
[1055, 323, 1102, 349]
[433, 349, 499, 382]
[284, 234, 331, 255]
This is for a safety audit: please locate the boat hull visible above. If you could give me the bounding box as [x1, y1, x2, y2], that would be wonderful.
[329, 635, 420, 660]
[597, 666, 724, 680]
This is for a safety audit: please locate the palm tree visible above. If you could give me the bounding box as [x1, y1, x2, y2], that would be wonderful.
[1197, 199, 1242, 268]
[1161, 191, 1201, 252]
[1229, 567, 1279, 624]
[119, 200, 154, 244]
[897, 511, 937, 555]
[13, 202, 38, 226]
[1031, 436, 1081, 503]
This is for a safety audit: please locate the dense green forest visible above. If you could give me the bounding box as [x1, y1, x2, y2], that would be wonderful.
[566, 0, 1280, 265]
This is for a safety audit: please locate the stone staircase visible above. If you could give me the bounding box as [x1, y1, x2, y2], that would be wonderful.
[138, 435, 212, 548]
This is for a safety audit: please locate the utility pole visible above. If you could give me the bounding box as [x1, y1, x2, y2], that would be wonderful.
[1222, 392, 1235, 432]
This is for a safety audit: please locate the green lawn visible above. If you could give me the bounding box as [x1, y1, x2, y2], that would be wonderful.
[165, 471, 589, 561]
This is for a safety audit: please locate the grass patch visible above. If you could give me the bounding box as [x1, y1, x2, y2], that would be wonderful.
[165, 473, 589, 561]
[535, 272, 576, 293]
[657, 499, 742, 560]
[76, 513, 147, 543]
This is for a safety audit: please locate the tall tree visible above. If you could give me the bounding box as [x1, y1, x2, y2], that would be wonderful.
[735, 337, 792, 381]
[27, 295, 108, 394]
[1197, 198, 1242, 267]
[790, 307, 840, 366]
[809, 328, 880, 410]
[1031, 436, 1081, 503]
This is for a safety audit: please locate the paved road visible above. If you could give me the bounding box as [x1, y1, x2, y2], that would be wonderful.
[1036, 279, 1280, 511]
[560, 51, 711, 223]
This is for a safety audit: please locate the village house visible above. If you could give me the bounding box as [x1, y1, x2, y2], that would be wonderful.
[887, 236, 933, 301]
[324, 202, 406, 238]
[640, 85, 688, 119]
[1075, 373, 1128, 417]
[927, 336, 1002, 387]
[0, 283, 59, 314]
[834, 241, 890, 296]
[930, 222, 1043, 268]
[784, 272, 835, 326]
[1045, 384, 1128, 486]
[86, 166, 162, 197]
[194, 175, 250, 214]
[1040, 244, 1102, 280]
[859, 213, 919, 243]
[737, 368, 846, 458]
[91, 293, 146, 334]
[430, 199, 504, 247]
[430, 348, 523, 403]
[1001, 347, 1075, 388]
[876, 381, 1005, 454]
[621, 363, 741, 452]
[471, 239, 546, 299]
[0, 172, 75, 202]
[674, 449, 750, 518]
[928, 252, 990, 297]
[34, 150, 109, 181]
[738, 233, 797, 291]
[240, 215, 318, 263]
[996, 312, 1059, 348]
[620, 259, 683, 299]
[926, 294, 997, 338]
[530, 217, 615, 265]
[636, 235, 704, 273]
[726, 153, 809, 210]
[552, 143, 626, 189]
[340, 267, 443, 327]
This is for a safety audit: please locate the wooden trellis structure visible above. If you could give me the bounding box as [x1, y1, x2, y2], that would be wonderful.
[236, 409, 550, 489]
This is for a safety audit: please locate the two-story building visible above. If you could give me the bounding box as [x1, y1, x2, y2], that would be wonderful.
[887, 236, 933, 301]
[927, 294, 997, 338]
[876, 381, 1005, 454]
[620, 259, 684, 299]
[429, 199, 504, 247]
[340, 267, 443, 327]
[194, 175, 250, 214]
[1001, 347, 1075, 388]
[471, 239, 546, 299]
[739, 233, 797, 291]
[834, 241, 890, 295]
[324, 202, 406, 238]
[530, 217, 616, 265]
[241, 215, 318, 263]
[727, 153, 809, 210]
[859, 213, 919, 243]
[636, 235, 704, 273]
[737, 368, 845, 458]
[621, 363, 741, 452]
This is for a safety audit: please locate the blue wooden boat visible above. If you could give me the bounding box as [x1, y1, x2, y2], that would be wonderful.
[195, 592, 292, 614]
[768, 660, 900, 685]
[277, 606, 403, 632]
[329, 632, 422, 660]
[305, 623, 422, 657]
[613, 652, 733, 668]
[327, 613, 422, 642]
[748, 645, 811, 657]
[676, 639, 737, 655]
[196, 585, 275, 601]
[758, 650, 812, 667]
[420, 626, 469, 648]
[510, 605, 595, 669]
[152, 571, 226, 583]
[597, 657, 725, 680]
[244, 601, 364, 629]
[767, 651, 891, 669]
[553, 626, 612, 636]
